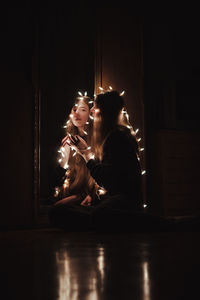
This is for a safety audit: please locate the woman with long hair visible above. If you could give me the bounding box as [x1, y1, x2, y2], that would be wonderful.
[71, 90, 143, 211]
[53, 94, 98, 207]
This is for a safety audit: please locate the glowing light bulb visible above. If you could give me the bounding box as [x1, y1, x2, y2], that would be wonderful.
[58, 158, 62, 163]
[99, 87, 103, 91]
[64, 163, 69, 169]
[63, 125, 67, 128]
[143, 204, 147, 208]
[89, 101, 93, 104]
[135, 128, 139, 134]
[72, 151, 77, 157]
[84, 91, 87, 96]
[89, 115, 94, 120]
[109, 86, 113, 90]
[142, 170, 146, 175]
[78, 91, 83, 96]
[120, 91, 125, 96]
[83, 130, 88, 135]
[87, 146, 91, 150]
[140, 148, 144, 152]
[89, 153, 95, 160]
[86, 121, 89, 125]
[137, 138, 141, 142]
[126, 113, 129, 121]
[98, 188, 106, 195]
[54, 187, 60, 197]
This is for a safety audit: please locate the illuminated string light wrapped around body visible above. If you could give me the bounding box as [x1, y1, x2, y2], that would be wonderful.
[54, 92, 98, 203]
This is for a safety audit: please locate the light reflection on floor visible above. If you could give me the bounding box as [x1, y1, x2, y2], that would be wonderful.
[142, 261, 151, 300]
[55, 246, 105, 300]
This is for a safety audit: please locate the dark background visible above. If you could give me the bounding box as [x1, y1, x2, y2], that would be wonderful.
[1, 4, 200, 229]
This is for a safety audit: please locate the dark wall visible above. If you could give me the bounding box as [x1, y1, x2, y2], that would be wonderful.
[1, 4, 35, 228]
[143, 17, 200, 214]
[38, 4, 95, 202]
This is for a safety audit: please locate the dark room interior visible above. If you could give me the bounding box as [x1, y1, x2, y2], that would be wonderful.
[1, 4, 200, 300]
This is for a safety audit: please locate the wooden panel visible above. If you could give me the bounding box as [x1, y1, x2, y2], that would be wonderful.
[153, 130, 200, 216]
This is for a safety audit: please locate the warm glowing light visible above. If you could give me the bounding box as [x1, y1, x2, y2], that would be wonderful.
[69, 114, 73, 119]
[125, 113, 129, 121]
[67, 120, 70, 124]
[98, 188, 106, 195]
[54, 187, 60, 197]
[78, 91, 83, 96]
[89, 115, 94, 120]
[58, 158, 62, 163]
[89, 101, 93, 104]
[109, 86, 113, 90]
[143, 204, 147, 208]
[140, 148, 144, 152]
[99, 87, 103, 91]
[135, 128, 139, 134]
[84, 91, 87, 96]
[63, 125, 67, 128]
[126, 125, 132, 129]
[120, 91, 125, 96]
[83, 130, 88, 135]
[89, 153, 95, 160]
[137, 138, 141, 142]
[142, 170, 146, 175]
[72, 151, 77, 157]
[64, 163, 69, 169]
[86, 121, 89, 125]
[87, 146, 91, 150]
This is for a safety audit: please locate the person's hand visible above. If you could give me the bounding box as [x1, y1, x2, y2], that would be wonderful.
[62, 134, 88, 154]
[80, 195, 92, 206]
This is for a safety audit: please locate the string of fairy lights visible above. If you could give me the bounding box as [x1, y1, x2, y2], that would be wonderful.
[54, 86, 147, 208]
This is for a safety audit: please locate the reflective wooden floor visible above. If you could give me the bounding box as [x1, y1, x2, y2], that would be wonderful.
[1, 228, 200, 300]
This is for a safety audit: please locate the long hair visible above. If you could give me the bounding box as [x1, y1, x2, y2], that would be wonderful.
[92, 90, 139, 160]
[58, 96, 97, 200]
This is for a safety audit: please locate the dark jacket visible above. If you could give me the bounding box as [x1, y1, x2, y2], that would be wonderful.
[86, 125, 143, 207]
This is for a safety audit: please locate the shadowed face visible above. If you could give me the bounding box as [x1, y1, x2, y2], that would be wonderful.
[90, 102, 100, 120]
[71, 100, 89, 128]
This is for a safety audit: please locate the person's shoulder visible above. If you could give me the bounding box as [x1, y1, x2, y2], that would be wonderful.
[109, 125, 134, 139]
